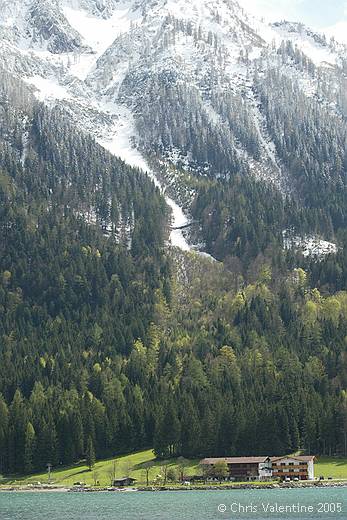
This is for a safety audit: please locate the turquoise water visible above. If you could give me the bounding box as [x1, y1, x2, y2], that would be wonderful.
[0, 488, 346, 520]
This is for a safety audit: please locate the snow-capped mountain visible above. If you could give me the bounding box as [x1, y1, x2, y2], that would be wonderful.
[1, 0, 346, 255]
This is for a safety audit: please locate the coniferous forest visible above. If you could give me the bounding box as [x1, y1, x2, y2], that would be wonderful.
[0, 62, 347, 478]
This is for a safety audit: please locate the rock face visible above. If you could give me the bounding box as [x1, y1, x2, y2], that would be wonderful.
[28, 0, 84, 53]
[0, 0, 87, 53]
[0, 0, 345, 255]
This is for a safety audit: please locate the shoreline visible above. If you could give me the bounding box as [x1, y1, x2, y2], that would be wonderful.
[1, 481, 347, 493]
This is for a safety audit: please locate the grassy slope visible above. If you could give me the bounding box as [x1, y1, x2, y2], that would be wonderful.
[3, 452, 347, 487]
[4, 450, 200, 487]
[315, 457, 347, 479]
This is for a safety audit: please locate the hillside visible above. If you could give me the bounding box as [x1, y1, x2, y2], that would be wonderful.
[0, 0, 347, 479]
[0, 71, 170, 474]
[1, 230, 347, 474]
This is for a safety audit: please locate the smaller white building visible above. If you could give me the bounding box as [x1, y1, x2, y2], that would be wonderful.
[258, 457, 273, 480]
[271, 456, 316, 480]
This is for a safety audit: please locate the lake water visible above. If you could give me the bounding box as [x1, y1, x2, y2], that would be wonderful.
[0, 488, 346, 520]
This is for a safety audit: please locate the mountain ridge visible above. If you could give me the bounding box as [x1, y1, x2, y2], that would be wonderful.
[1, 0, 346, 257]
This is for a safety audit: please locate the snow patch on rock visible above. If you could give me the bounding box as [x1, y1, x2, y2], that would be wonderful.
[283, 231, 338, 258]
[26, 75, 72, 101]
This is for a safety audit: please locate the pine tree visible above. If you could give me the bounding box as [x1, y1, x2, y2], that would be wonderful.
[24, 422, 36, 473]
[86, 436, 96, 471]
[0, 396, 9, 473]
[8, 390, 27, 473]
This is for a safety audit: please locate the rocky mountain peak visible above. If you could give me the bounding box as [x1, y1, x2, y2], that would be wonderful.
[0, 0, 346, 256]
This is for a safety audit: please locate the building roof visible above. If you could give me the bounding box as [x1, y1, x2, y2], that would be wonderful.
[271, 455, 316, 463]
[201, 457, 269, 465]
[201, 455, 315, 465]
[113, 477, 137, 482]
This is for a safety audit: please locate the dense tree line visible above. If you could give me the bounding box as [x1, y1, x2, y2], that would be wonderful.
[191, 175, 286, 262]
[1, 248, 347, 474]
[152, 257, 347, 460]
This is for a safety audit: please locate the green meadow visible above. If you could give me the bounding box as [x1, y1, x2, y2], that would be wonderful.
[2, 450, 199, 487]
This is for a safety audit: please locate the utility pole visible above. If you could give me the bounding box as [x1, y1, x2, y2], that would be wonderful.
[47, 463, 52, 483]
